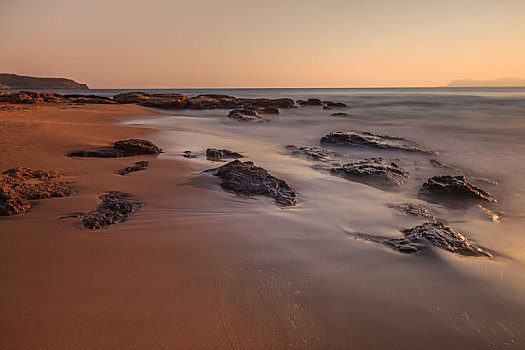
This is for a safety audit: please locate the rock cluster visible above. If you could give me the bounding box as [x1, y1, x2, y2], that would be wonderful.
[0, 167, 74, 216]
[115, 161, 149, 175]
[81, 191, 140, 229]
[69, 139, 161, 158]
[208, 160, 296, 206]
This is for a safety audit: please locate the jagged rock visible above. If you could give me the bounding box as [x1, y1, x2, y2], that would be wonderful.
[323, 101, 348, 108]
[419, 175, 497, 204]
[330, 158, 409, 185]
[320, 131, 435, 154]
[206, 148, 243, 159]
[331, 112, 349, 117]
[298, 98, 323, 106]
[69, 139, 161, 158]
[115, 161, 149, 175]
[0, 167, 74, 216]
[227, 109, 262, 121]
[385, 222, 492, 257]
[81, 192, 139, 229]
[207, 160, 296, 206]
[259, 107, 280, 114]
[286, 145, 342, 162]
[388, 203, 436, 220]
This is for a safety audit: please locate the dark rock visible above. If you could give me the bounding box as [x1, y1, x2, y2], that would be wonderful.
[70, 139, 161, 158]
[81, 192, 140, 229]
[385, 222, 492, 257]
[331, 112, 349, 117]
[207, 160, 296, 206]
[419, 175, 497, 204]
[258, 107, 280, 114]
[115, 161, 149, 175]
[320, 131, 435, 154]
[112, 91, 153, 104]
[182, 151, 198, 158]
[227, 109, 262, 122]
[323, 106, 332, 110]
[63, 94, 115, 104]
[206, 148, 243, 159]
[238, 98, 294, 109]
[187, 95, 239, 109]
[298, 98, 323, 106]
[10, 91, 65, 104]
[323, 101, 348, 108]
[330, 157, 409, 185]
[388, 203, 436, 220]
[286, 145, 342, 162]
[113, 92, 188, 108]
[0, 167, 74, 216]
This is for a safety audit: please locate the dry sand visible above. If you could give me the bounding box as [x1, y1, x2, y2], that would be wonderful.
[0, 103, 523, 349]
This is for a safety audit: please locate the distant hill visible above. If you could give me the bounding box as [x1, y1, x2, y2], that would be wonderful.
[446, 77, 525, 87]
[0, 73, 89, 89]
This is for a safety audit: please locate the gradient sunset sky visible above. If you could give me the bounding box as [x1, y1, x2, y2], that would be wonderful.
[1, 0, 524, 88]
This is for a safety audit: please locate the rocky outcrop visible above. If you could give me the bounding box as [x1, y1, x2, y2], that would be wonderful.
[206, 148, 243, 159]
[419, 175, 497, 204]
[227, 109, 262, 122]
[321, 131, 435, 154]
[69, 139, 161, 158]
[286, 145, 343, 162]
[81, 192, 140, 229]
[115, 161, 149, 175]
[63, 94, 115, 104]
[186, 95, 238, 109]
[0, 73, 88, 89]
[0, 91, 114, 104]
[0, 167, 74, 216]
[388, 203, 436, 220]
[330, 158, 409, 186]
[385, 222, 492, 257]
[207, 160, 296, 206]
[112, 91, 188, 108]
[238, 98, 294, 109]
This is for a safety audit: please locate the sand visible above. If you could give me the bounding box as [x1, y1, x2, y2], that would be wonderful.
[1, 103, 524, 349]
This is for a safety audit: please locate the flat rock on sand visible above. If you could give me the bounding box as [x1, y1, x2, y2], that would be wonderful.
[115, 161, 149, 175]
[69, 139, 161, 158]
[330, 157, 409, 186]
[81, 192, 140, 229]
[321, 131, 435, 154]
[207, 160, 296, 206]
[0, 167, 74, 216]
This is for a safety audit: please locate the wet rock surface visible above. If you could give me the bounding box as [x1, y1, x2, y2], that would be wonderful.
[321, 131, 435, 154]
[286, 145, 343, 162]
[298, 98, 323, 106]
[259, 107, 280, 114]
[385, 222, 492, 257]
[330, 158, 409, 185]
[388, 203, 436, 220]
[69, 139, 161, 158]
[113, 92, 188, 108]
[206, 148, 243, 159]
[0, 167, 74, 216]
[115, 161, 149, 175]
[227, 109, 262, 122]
[419, 175, 497, 204]
[81, 192, 140, 229]
[207, 160, 296, 206]
[182, 151, 198, 158]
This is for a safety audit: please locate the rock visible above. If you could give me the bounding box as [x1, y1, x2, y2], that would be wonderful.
[112, 91, 153, 104]
[227, 109, 262, 122]
[238, 98, 294, 109]
[330, 158, 409, 185]
[207, 160, 296, 206]
[419, 175, 497, 204]
[115, 161, 149, 175]
[182, 151, 198, 158]
[113, 92, 188, 108]
[388, 203, 436, 220]
[323, 101, 348, 108]
[320, 131, 435, 154]
[286, 145, 343, 162]
[331, 112, 349, 117]
[0, 73, 88, 89]
[385, 222, 492, 257]
[298, 98, 323, 106]
[187, 95, 239, 109]
[0, 167, 74, 216]
[206, 148, 243, 159]
[70, 139, 161, 158]
[11, 91, 65, 104]
[259, 107, 280, 114]
[81, 192, 140, 229]
[323, 106, 332, 110]
[63, 94, 115, 104]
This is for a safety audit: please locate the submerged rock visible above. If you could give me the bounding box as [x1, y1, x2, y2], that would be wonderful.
[206, 148, 243, 159]
[321, 131, 435, 154]
[259, 107, 280, 114]
[323, 101, 348, 108]
[331, 112, 349, 117]
[297, 98, 323, 106]
[286, 145, 343, 162]
[115, 161, 149, 175]
[227, 109, 262, 122]
[330, 158, 409, 185]
[385, 222, 492, 258]
[388, 203, 436, 220]
[81, 192, 140, 229]
[69, 139, 161, 158]
[182, 151, 198, 158]
[0, 167, 74, 216]
[419, 175, 497, 204]
[207, 160, 296, 206]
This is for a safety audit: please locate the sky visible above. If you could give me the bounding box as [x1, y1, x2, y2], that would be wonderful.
[0, 0, 524, 88]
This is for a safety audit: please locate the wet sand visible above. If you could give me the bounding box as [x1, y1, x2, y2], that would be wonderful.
[1, 103, 524, 349]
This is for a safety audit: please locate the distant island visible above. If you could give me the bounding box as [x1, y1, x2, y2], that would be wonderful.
[0, 73, 89, 89]
[446, 77, 525, 87]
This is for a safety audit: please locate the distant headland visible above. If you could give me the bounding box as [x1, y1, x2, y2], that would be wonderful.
[446, 77, 525, 87]
[0, 73, 89, 89]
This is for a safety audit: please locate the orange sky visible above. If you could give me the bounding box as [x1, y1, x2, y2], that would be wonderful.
[1, 0, 524, 88]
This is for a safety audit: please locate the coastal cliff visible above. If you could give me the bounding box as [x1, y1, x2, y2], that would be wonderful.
[0, 73, 89, 89]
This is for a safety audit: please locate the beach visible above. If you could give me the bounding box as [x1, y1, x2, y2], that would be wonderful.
[1, 90, 525, 349]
